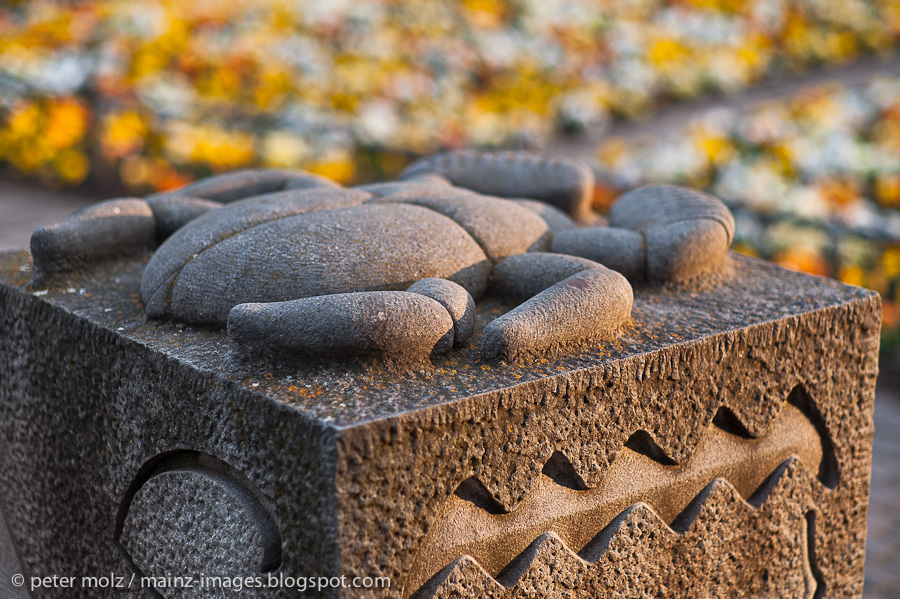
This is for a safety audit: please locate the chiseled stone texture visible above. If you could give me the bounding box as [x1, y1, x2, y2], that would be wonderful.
[0, 249, 880, 598]
[119, 469, 267, 598]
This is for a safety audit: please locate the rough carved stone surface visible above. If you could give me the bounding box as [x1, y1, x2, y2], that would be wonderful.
[0, 243, 879, 598]
[119, 470, 266, 594]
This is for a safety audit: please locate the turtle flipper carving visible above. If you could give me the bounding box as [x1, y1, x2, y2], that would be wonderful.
[551, 184, 735, 283]
[482, 260, 632, 361]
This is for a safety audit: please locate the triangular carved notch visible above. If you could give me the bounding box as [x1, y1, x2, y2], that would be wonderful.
[542, 451, 588, 490]
[454, 477, 507, 514]
[787, 385, 840, 489]
[625, 430, 677, 465]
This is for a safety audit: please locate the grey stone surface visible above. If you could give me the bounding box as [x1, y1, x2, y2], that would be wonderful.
[146, 195, 222, 239]
[0, 250, 880, 598]
[492, 253, 603, 300]
[509, 199, 576, 234]
[354, 176, 450, 198]
[610, 184, 735, 243]
[142, 168, 641, 361]
[120, 469, 267, 597]
[0, 505, 28, 599]
[419, 475, 821, 599]
[370, 190, 551, 263]
[283, 172, 343, 190]
[645, 218, 731, 282]
[406, 278, 476, 347]
[228, 292, 455, 360]
[551, 227, 646, 281]
[400, 151, 595, 221]
[408, 398, 828, 594]
[482, 266, 632, 361]
[552, 184, 736, 284]
[30, 198, 156, 282]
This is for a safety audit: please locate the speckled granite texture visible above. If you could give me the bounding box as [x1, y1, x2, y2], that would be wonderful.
[0, 249, 880, 598]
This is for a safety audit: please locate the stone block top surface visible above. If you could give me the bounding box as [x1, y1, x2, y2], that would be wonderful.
[0, 249, 876, 428]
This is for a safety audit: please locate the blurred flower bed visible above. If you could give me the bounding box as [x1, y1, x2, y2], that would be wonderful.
[590, 74, 900, 330]
[1, 0, 897, 190]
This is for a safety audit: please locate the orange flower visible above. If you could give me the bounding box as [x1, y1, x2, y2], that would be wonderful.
[772, 247, 830, 277]
[816, 178, 860, 208]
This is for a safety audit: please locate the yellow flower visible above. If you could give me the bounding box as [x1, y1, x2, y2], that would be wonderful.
[647, 39, 690, 68]
[825, 30, 859, 62]
[253, 69, 292, 109]
[596, 137, 629, 167]
[129, 46, 170, 83]
[461, 0, 508, 29]
[767, 143, 794, 177]
[44, 98, 90, 150]
[783, 14, 813, 60]
[191, 127, 255, 171]
[374, 151, 410, 177]
[8, 142, 46, 174]
[732, 243, 759, 258]
[737, 33, 773, 78]
[882, 246, 900, 277]
[4, 101, 41, 139]
[875, 173, 900, 208]
[261, 131, 308, 168]
[305, 155, 356, 184]
[328, 92, 360, 113]
[868, 265, 890, 295]
[817, 178, 860, 208]
[54, 149, 89, 184]
[100, 110, 148, 160]
[839, 264, 867, 288]
[694, 132, 735, 166]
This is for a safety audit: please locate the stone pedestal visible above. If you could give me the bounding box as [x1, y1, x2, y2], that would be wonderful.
[0, 249, 880, 598]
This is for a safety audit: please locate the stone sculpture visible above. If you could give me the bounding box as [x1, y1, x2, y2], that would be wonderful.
[0, 150, 878, 599]
[30, 151, 734, 364]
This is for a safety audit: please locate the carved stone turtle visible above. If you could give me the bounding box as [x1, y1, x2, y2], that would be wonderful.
[29, 151, 735, 362]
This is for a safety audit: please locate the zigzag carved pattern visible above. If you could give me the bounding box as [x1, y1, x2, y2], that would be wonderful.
[404, 386, 835, 598]
[415, 470, 823, 599]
